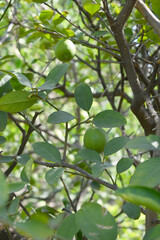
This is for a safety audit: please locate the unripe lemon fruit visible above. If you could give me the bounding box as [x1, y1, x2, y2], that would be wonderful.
[55, 39, 76, 62]
[84, 127, 106, 153]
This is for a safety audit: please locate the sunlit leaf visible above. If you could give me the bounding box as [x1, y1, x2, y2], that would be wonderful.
[130, 157, 160, 187]
[0, 91, 38, 112]
[116, 186, 160, 213]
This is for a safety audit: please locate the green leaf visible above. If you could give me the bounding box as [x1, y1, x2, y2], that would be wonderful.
[45, 168, 64, 186]
[91, 162, 112, 178]
[0, 136, 6, 144]
[10, 77, 26, 91]
[56, 214, 79, 240]
[76, 202, 117, 240]
[93, 110, 126, 128]
[33, 142, 61, 163]
[0, 111, 7, 131]
[122, 202, 141, 220]
[17, 154, 30, 165]
[0, 170, 8, 207]
[83, 1, 101, 15]
[78, 148, 101, 163]
[52, 11, 68, 25]
[0, 91, 38, 113]
[143, 225, 160, 240]
[47, 111, 75, 124]
[130, 157, 160, 188]
[38, 63, 69, 90]
[8, 182, 25, 193]
[16, 213, 53, 240]
[125, 135, 159, 150]
[0, 75, 13, 97]
[116, 186, 160, 213]
[39, 10, 53, 22]
[116, 158, 133, 174]
[151, 0, 160, 17]
[104, 136, 129, 156]
[0, 70, 32, 88]
[0, 156, 14, 163]
[8, 197, 20, 218]
[74, 83, 93, 111]
[21, 159, 33, 183]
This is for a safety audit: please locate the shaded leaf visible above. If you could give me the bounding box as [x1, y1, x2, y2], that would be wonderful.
[76, 202, 117, 240]
[0, 111, 7, 131]
[17, 154, 30, 165]
[38, 63, 69, 90]
[125, 136, 158, 150]
[47, 111, 75, 124]
[122, 202, 141, 220]
[56, 214, 79, 240]
[0, 156, 14, 163]
[0, 91, 38, 113]
[0, 170, 8, 207]
[93, 110, 126, 128]
[0, 136, 6, 144]
[143, 225, 160, 240]
[45, 168, 64, 186]
[33, 142, 61, 163]
[78, 148, 101, 163]
[52, 11, 68, 25]
[104, 136, 129, 156]
[8, 197, 20, 218]
[21, 159, 33, 183]
[74, 83, 93, 111]
[8, 182, 25, 193]
[116, 186, 160, 213]
[116, 158, 133, 174]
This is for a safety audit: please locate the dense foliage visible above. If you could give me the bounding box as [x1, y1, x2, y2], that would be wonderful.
[0, 0, 160, 239]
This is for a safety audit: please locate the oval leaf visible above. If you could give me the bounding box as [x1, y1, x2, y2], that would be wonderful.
[76, 202, 117, 240]
[0, 156, 14, 163]
[126, 136, 157, 150]
[116, 158, 133, 174]
[47, 111, 75, 124]
[38, 63, 69, 90]
[78, 148, 101, 163]
[104, 136, 129, 156]
[8, 182, 25, 193]
[21, 159, 33, 183]
[0, 111, 7, 132]
[0, 170, 8, 207]
[122, 202, 141, 220]
[33, 142, 61, 163]
[130, 157, 160, 188]
[56, 214, 79, 240]
[0, 91, 38, 113]
[0, 136, 6, 144]
[45, 168, 64, 186]
[83, 2, 101, 15]
[93, 110, 126, 128]
[74, 83, 93, 111]
[116, 186, 160, 213]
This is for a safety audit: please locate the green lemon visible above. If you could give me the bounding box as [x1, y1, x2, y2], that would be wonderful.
[84, 127, 106, 153]
[55, 39, 76, 62]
